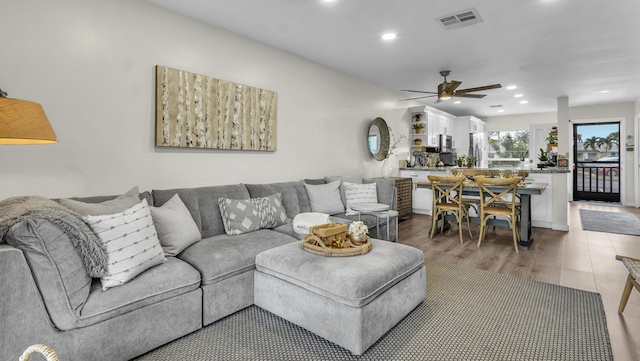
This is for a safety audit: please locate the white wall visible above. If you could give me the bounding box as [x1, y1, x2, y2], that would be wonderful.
[0, 0, 415, 199]
[483, 112, 556, 131]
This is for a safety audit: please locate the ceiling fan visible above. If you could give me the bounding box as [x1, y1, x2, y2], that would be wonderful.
[401, 70, 501, 103]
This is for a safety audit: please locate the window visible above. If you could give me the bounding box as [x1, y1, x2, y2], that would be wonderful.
[487, 130, 529, 168]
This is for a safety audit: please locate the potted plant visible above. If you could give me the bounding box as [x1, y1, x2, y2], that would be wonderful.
[412, 122, 425, 134]
[413, 138, 422, 145]
[466, 155, 476, 168]
[414, 113, 423, 122]
[546, 134, 557, 145]
[537, 148, 548, 168]
[456, 155, 466, 167]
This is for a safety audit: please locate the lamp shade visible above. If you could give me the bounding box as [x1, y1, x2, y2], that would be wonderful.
[0, 97, 57, 144]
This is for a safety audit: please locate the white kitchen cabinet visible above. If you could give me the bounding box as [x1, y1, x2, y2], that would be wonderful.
[410, 106, 457, 149]
[525, 173, 553, 228]
[400, 169, 442, 215]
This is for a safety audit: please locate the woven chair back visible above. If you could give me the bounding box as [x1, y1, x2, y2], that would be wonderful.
[475, 176, 520, 210]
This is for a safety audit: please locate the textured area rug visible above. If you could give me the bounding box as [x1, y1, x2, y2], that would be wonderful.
[580, 209, 640, 235]
[134, 262, 612, 361]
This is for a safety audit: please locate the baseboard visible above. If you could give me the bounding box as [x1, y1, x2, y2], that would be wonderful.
[552, 223, 569, 231]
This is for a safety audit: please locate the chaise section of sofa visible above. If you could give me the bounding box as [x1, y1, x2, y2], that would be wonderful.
[1, 222, 202, 361]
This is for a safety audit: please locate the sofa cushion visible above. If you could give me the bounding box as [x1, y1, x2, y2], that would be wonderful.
[304, 180, 345, 215]
[245, 181, 310, 218]
[83, 199, 166, 290]
[150, 194, 201, 256]
[364, 178, 395, 209]
[153, 184, 250, 238]
[60, 187, 142, 216]
[218, 194, 289, 235]
[304, 178, 326, 185]
[178, 229, 296, 285]
[76, 257, 201, 329]
[5, 219, 92, 330]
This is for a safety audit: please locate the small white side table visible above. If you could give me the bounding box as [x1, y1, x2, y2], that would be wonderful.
[350, 203, 399, 242]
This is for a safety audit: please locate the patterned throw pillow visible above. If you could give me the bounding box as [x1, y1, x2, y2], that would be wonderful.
[343, 182, 378, 215]
[83, 199, 166, 290]
[218, 193, 289, 236]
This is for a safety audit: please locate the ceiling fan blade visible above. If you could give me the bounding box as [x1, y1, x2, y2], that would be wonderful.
[455, 84, 502, 94]
[399, 95, 437, 101]
[453, 93, 486, 99]
[444, 80, 462, 94]
[401, 89, 439, 94]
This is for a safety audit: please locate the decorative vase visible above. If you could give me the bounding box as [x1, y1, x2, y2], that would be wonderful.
[413, 138, 422, 145]
[415, 128, 423, 134]
[382, 157, 392, 178]
[352, 235, 362, 242]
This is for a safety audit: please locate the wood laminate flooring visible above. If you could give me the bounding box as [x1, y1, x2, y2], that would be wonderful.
[398, 201, 640, 361]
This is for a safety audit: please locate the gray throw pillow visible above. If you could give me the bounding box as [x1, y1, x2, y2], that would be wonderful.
[150, 194, 201, 256]
[304, 180, 345, 215]
[218, 193, 289, 236]
[60, 186, 141, 216]
[324, 174, 364, 207]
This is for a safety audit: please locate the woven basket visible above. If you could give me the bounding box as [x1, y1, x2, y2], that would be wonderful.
[301, 223, 372, 257]
[19, 344, 59, 361]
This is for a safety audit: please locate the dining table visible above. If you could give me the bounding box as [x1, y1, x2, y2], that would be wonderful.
[415, 179, 548, 250]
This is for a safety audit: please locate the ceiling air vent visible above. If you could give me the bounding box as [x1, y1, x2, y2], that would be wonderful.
[437, 8, 483, 30]
[490, 105, 503, 108]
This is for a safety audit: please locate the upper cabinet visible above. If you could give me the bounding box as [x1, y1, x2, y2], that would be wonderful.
[409, 106, 457, 150]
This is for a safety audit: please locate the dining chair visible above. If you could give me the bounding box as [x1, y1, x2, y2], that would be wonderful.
[475, 176, 521, 252]
[615, 255, 640, 313]
[460, 169, 487, 216]
[428, 175, 473, 244]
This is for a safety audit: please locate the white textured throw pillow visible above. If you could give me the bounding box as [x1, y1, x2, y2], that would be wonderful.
[83, 199, 166, 290]
[304, 180, 345, 215]
[343, 181, 378, 215]
[150, 194, 201, 256]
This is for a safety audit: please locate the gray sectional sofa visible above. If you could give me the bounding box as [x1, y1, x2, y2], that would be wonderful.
[0, 177, 399, 360]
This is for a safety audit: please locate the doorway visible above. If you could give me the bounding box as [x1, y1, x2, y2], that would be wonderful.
[573, 122, 620, 202]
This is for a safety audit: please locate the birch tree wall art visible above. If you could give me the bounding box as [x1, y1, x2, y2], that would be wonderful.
[155, 65, 277, 151]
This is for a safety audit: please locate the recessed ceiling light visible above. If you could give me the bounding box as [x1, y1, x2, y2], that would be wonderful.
[497, 109, 505, 113]
[520, 100, 528, 104]
[382, 33, 396, 40]
[454, 101, 461, 104]
[514, 94, 523, 98]
[599, 90, 611, 94]
[322, 0, 336, 2]
[506, 85, 517, 90]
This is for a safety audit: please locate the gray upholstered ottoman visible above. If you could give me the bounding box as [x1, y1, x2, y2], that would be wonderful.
[253, 239, 426, 355]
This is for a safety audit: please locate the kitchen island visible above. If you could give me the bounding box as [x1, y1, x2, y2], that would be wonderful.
[399, 167, 570, 231]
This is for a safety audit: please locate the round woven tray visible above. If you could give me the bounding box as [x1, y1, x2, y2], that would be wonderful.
[301, 234, 372, 257]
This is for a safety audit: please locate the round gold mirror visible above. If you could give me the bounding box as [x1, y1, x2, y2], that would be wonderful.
[368, 117, 390, 161]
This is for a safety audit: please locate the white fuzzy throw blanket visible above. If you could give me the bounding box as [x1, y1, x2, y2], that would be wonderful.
[292, 212, 331, 235]
[0, 196, 108, 277]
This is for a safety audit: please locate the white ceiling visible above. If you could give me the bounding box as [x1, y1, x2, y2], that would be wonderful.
[147, 0, 640, 118]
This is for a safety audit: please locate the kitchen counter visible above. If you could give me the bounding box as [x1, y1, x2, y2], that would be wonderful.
[400, 167, 570, 174]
